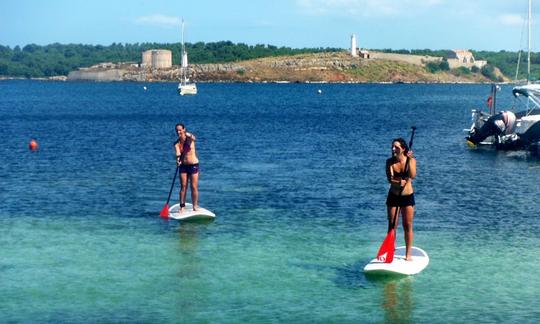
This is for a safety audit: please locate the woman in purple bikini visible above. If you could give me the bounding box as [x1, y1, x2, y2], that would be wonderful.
[174, 123, 199, 213]
[385, 138, 416, 261]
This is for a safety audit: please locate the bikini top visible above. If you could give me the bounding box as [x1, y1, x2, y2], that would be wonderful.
[174, 137, 192, 153]
[391, 158, 409, 178]
[393, 171, 408, 178]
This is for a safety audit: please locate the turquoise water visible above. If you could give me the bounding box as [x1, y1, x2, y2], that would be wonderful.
[1, 81, 540, 322]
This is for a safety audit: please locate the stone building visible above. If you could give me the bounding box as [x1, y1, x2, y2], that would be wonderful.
[359, 49, 370, 59]
[447, 49, 487, 69]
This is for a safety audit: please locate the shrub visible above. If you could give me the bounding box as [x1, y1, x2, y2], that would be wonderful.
[426, 60, 449, 73]
[439, 59, 450, 71]
[481, 64, 498, 81]
[453, 66, 471, 76]
[426, 62, 440, 73]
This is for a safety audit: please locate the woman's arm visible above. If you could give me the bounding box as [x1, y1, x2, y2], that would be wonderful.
[186, 132, 196, 141]
[386, 159, 402, 186]
[174, 142, 182, 165]
[407, 157, 416, 179]
[174, 141, 182, 156]
[386, 159, 393, 183]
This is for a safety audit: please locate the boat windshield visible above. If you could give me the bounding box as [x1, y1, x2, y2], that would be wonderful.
[512, 84, 540, 115]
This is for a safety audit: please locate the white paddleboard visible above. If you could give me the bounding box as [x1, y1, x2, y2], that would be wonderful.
[168, 203, 216, 221]
[364, 246, 429, 276]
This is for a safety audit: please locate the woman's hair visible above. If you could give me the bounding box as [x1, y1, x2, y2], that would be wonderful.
[392, 138, 409, 154]
[175, 123, 185, 132]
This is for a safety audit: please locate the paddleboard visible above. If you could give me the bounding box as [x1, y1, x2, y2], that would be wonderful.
[364, 246, 429, 276]
[168, 203, 216, 221]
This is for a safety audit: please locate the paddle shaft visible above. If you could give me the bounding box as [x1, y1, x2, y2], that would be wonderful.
[165, 165, 180, 205]
[389, 127, 416, 230]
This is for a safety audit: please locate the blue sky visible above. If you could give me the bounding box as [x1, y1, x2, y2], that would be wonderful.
[0, 0, 536, 51]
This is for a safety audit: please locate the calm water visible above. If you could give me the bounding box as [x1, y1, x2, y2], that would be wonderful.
[1, 80, 540, 322]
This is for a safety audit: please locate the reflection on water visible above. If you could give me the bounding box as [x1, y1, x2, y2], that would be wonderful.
[178, 223, 200, 254]
[173, 223, 206, 318]
[382, 277, 413, 323]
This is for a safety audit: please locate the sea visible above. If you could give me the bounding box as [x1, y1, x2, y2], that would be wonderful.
[1, 80, 540, 322]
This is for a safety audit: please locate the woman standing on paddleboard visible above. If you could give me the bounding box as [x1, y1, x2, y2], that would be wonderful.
[174, 123, 199, 213]
[386, 138, 416, 261]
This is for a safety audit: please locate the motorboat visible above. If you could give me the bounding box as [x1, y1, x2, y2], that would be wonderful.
[466, 84, 540, 152]
[466, 0, 540, 153]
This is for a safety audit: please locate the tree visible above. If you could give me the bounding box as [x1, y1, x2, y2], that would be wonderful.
[438, 59, 450, 71]
[481, 64, 498, 81]
[0, 62, 8, 75]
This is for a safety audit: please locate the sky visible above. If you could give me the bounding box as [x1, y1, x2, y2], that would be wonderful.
[0, 0, 537, 51]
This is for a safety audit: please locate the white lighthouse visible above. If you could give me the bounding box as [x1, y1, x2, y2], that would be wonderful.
[351, 34, 358, 57]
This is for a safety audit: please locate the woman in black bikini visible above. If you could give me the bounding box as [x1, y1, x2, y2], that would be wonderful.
[386, 138, 416, 261]
[174, 123, 199, 213]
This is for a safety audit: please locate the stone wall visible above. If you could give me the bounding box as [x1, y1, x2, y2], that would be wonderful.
[67, 69, 127, 81]
[447, 59, 487, 69]
[369, 52, 442, 66]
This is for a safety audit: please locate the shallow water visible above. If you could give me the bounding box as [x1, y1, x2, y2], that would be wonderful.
[1, 81, 540, 322]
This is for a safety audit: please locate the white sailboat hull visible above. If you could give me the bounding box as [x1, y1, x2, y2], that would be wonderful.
[178, 83, 197, 95]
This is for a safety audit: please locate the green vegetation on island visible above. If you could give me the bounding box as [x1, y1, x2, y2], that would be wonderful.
[0, 42, 340, 78]
[0, 42, 537, 82]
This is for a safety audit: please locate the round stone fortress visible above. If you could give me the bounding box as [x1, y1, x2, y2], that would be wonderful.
[141, 49, 172, 69]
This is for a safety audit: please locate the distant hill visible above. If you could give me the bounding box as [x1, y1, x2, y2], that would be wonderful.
[67, 51, 506, 84]
[0, 41, 532, 82]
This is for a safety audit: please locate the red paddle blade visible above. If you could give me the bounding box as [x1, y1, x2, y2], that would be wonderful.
[160, 204, 170, 218]
[376, 229, 395, 263]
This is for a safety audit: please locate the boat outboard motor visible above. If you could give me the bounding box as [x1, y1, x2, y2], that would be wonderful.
[467, 111, 516, 145]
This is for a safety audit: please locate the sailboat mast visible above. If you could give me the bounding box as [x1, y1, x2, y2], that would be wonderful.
[180, 18, 186, 83]
[181, 18, 185, 62]
[528, 0, 531, 83]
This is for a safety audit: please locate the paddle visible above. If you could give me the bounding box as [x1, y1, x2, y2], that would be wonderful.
[160, 165, 180, 218]
[376, 126, 416, 263]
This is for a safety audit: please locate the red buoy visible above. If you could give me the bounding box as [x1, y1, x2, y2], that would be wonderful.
[29, 139, 39, 151]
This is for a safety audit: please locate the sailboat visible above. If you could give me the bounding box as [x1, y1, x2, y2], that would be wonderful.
[178, 19, 197, 96]
[466, 0, 540, 154]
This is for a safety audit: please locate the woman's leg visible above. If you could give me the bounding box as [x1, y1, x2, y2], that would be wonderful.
[190, 172, 199, 211]
[179, 172, 188, 212]
[387, 206, 399, 232]
[401, 206, 415, 260]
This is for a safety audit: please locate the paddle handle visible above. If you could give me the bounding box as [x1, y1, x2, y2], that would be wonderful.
[403, 126, 416, 176]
